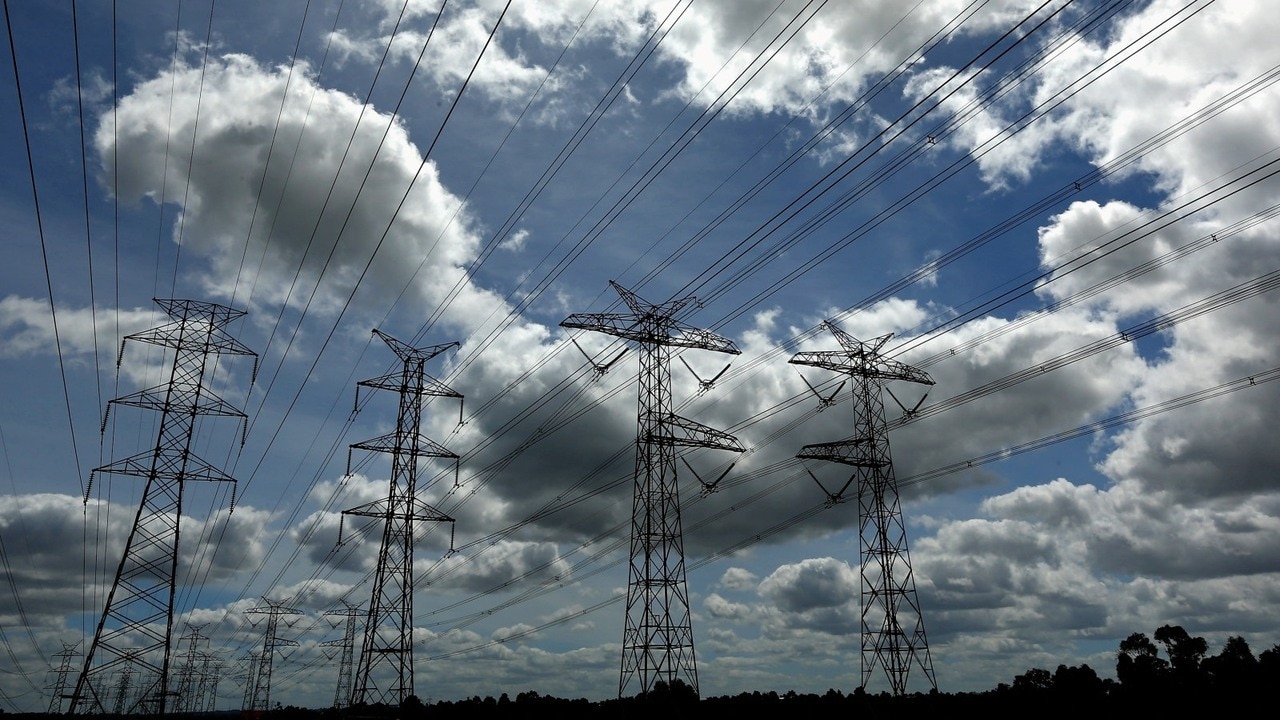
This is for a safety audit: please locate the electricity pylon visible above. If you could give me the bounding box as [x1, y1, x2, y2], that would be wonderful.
[244, 599, 301, 713]
[46, 642, 80, 713]
[322, 602, 362, 709]
[343, 329, 461, 707]
[790, 321, 937, 696]
[562, 281, 744, 699]
[192, 651, 223, 713]
[172, 624, 207, 713]
[70, 299, 257, 715]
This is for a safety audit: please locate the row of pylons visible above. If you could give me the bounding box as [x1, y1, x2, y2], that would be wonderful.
[62, 282, 935, 714]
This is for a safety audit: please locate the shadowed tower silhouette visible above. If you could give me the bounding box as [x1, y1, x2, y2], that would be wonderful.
[562, 281, 744, 698]
[791, 321, 937, 696]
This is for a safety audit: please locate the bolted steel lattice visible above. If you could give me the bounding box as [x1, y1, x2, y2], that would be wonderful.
[562, 281, 743, 699]
[791, 321, 937, 696]
[342, 329, 461, 707]
[70, 299, 257, 715]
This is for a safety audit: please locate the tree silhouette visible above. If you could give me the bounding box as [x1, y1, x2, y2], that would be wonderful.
[1116, 632, 1168, 691]
[1154, 624, 1208, 679]
[1011, 667, 1052, 692]
[1202, 635, 1258, 691]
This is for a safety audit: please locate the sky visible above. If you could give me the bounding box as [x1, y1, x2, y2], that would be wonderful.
[2, 0, 1279, 711]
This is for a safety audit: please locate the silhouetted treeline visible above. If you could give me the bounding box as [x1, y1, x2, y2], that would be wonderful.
[15, 625, 1279, 718]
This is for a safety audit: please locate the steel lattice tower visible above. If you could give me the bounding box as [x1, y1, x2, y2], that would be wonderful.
[172, 624, 207, 713]
[244, 599, 301, 713]
[70, 298, 257, 715]
[562, 281, 743, 699]
[322, 602, 362, 709]
[46, 642, 80, 713]
[790, 322, 936, 696]
[343, 329, 461, 707]
[193, 652, 222, 713]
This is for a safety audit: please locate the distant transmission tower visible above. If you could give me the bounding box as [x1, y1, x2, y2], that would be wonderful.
[193, 651, 223, 713]
[172, 624, 207, 714]
[244, 598, 301, 713]
[322, 602, 362, 708]
[343, 329, 461, 707]
[790, 322, 937, 695]
[111, 653, 140, 715]
[46, 642, 80, 713]
[70, 299, 257, 715]
[236, 653, 260, 711]
[562, 281, 743, 699]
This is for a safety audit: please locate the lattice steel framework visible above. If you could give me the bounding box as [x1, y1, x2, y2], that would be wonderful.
[70, 299, 257, 715]
[562, 281, 743, 699]
[244, 599, 300, 713]
[47, 642, 80, 713]
[192, 652, 223, 713]
[322, 602, 362, 709]
[343, 329, 461, 707]
[790, 322, 936, 696]
[172, 624, 207, 714]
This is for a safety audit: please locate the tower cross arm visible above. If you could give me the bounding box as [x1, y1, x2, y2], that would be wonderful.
[124, 324, 257, 358]
[560, 314, 739, 354]
[110, 386, 248, 419]
[561, 312, 643, 339]
[666, 319, 740, 354]
[371, 329, 458, 363]
[93, 449, 237, 483]
[342, 497, 454, 523]
[796, 438, 886, 467]
[350, 432, 459, 460]
[651, 413, 745, 452]
[358, 371, 462, 399]
[789, 351, 934, 385]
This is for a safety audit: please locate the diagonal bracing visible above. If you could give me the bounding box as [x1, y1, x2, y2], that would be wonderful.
[70, 299, 257, 716]
[791, 321, 936, 696]
[562, 281, 743, 699]
[343, 329, 461, 707]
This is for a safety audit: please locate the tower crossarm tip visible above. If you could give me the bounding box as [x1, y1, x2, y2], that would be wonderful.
[371, 329, 459, 363]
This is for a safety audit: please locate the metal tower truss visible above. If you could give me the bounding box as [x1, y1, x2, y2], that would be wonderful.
[188, 650, 223, 714]
[70, 299, 257, 715]
[790, 321, 937, 696]
[46, 642, 80, 713]
[343, 329, 462, 707]
[562, 281, 744, 699]
[322, 602, 362, 709]
[244, 599, 301, 713]
[172, 624, 207, 713]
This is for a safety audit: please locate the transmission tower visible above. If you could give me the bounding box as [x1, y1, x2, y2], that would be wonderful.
[790, 321, 937, 695]
[172, 624, 207, 713]
[343, 329, 462, 707]
[562, 281, 743, 699]
[322, 602, 362, 708]
[70, 298, 257, 715]
[46, 642, 80, 713]
[193, 651, 224, 713]
[236, 652, 260, 711]
[244, 598, 301, 713]
[111, 653, 140, 716]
